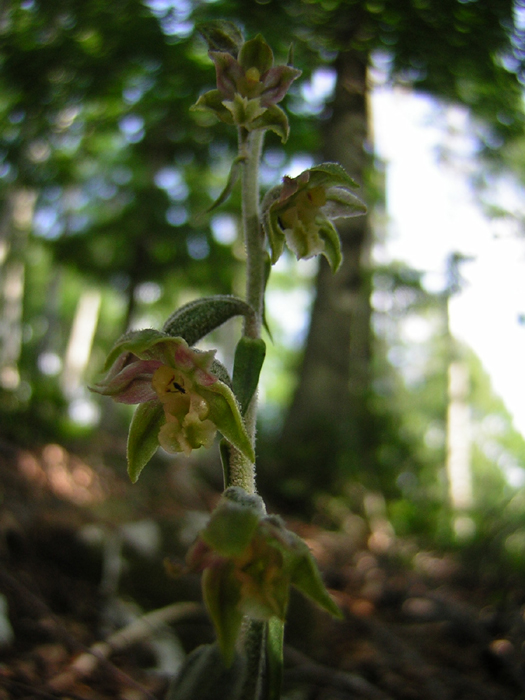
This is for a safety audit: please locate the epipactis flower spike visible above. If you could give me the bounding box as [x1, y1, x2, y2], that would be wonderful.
[90, 331, 254, 482]
[262, 162, 367, 271]
[187, 487, 341, 664]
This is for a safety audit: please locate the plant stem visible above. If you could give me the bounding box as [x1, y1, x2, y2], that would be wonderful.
[229, 128, 268, 700]
[240, 127, 265, 339]
[227, 127, 265, 496]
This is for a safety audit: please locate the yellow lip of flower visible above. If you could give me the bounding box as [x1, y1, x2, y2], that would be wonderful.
[152, 364, 211, 420]
[152, 365, 190, 399]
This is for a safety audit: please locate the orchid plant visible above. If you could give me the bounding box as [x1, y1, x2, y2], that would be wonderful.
[91, 20, 366, 700]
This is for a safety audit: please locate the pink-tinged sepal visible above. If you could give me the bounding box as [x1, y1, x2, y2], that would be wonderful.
[90, 332, 253, 480]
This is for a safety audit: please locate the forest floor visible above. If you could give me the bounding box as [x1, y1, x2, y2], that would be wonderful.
[1, 438, 525, 700]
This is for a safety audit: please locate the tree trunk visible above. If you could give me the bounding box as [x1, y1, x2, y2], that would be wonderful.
[276, 49, 374, 499]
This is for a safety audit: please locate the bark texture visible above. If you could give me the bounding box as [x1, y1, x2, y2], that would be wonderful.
[277, 49, 374, 497]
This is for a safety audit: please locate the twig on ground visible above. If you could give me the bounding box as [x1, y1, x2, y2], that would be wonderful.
[284, 646, 394, 700]
[48, 601, 203, 693]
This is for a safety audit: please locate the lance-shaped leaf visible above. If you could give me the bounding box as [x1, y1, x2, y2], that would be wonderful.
[163, 295, 257, 347]
[232, 337, 266, 415]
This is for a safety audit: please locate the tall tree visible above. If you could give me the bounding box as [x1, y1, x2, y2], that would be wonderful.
[270, 0, 525, 502]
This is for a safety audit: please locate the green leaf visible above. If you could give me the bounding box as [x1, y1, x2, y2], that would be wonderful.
[202, 563, 244, 666]
[197, 21, 244, 56]
[232, 337, 266, 414]
[163, 295, 257, 346]
[207, 156, 245, 213]
[265, 617, 284, 700]
[127, 401, 164, 482]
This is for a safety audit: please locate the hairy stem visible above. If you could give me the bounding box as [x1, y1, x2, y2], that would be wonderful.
[240, 127, 265, 338]
[227, 127, 265, 495]
[229, 128, 268, 699]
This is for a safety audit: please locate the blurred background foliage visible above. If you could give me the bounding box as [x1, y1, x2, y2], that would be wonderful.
[2, 0, 525, 578]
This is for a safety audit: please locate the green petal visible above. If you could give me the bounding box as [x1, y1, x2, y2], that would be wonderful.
[250, 104, 289, 142]
[238, 34, 273, 74]
[191, 90, 234, 124]
[261, 186, 286, 265]
[317, 217, 343, 272]
[201, 382, 255, 463]
[223, 95, 265, 126]
[325, 187, 367, 218]
[104, 329, 167, 370]
[308, 162, 361, 190]
[289, 540, 342, 619]
[201, 492, 263, 556]
[207, 156, 246, 213]
[202, 563, 244, 667]
[264, 208, 286, 264]
[127, 401, 164, 483]
[197, 20, 244, 56]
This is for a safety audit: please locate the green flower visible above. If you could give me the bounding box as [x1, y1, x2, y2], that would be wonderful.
[262, 163, 367, 270]
[192, 29, 300, 141]
[90, 331, 253, 482]
[187, 487, 341, 665]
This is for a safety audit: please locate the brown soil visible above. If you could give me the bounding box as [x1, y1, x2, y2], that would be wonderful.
[1, 440, 525, 700]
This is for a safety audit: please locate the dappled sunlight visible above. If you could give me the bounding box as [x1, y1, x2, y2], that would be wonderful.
[18, 444, 108, 506]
